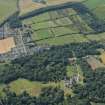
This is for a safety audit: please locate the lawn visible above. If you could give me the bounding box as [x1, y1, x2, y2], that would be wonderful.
[0, 0, 18, 23]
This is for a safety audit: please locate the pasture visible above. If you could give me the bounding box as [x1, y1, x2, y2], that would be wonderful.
[22, 1, 105, 45]
[0, 0, 18, 23]
[23, 7, 94, 45]
[0, 79, 73, 96]
[83, 0, 105, 20]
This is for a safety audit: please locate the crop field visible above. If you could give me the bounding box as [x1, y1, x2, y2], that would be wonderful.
[23, 7, 94, 45]
[0, 37, 16, 54]
[0, 0, 17, 23]
[19, 0, 45, 15]
[19, 0, 83, 15]
[47, 0, 83, 5]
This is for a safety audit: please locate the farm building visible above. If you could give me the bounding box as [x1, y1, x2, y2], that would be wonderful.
[86, 56, 105, 70]
[100, 53, 105, 65]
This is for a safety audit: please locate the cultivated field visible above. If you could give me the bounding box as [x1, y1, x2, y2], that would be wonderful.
[0, 0, 18, 23]
[19, 0, 83, 15]
[19, 0, 45, 15]
[22, 1, 105, 45]
[0, 37, 15, 54]
[23, 7, 94, 45]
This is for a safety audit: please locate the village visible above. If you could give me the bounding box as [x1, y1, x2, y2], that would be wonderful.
[0, 23, 37, 61]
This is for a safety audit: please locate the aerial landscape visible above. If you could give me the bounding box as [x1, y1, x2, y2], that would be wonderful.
[0, 0, 105, 105]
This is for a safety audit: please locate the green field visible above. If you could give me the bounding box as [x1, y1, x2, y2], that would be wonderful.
[0, 0, 17, 23]
[83, 0, 105, 20]
[23, 7, 94, 45]
[22, 3, 105, 45]
[0, 79, 73, 97]
[91, 102, 105, 105]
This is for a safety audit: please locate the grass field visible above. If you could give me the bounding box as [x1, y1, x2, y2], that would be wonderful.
[83, 0, 105, 20]
[23, 7, 95, 45]
[0, 79, 73, 97]
[0, 0, 17, 23]
[91, 102, 105, 105]
[36, 34, 88, 45]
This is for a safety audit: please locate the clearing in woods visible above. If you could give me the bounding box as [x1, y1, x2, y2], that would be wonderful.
[0, 79, 73, 97]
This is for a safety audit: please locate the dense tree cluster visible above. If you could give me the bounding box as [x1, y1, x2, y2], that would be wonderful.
[1, 87, 64, 105]
[74, 59, 105, 103]
[0, 41, 103, 84]
[0, 42, 105, 104]
[8, 13, 22, 28]
[1, 87, 92, 105]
